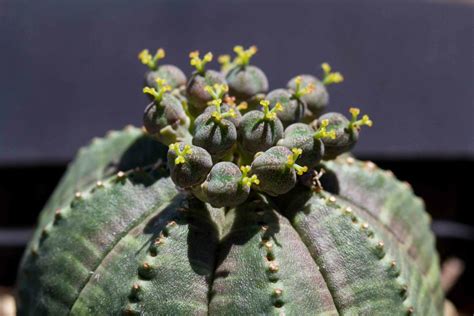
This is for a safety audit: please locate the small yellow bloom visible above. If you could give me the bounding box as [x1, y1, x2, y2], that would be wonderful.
[189, 51, 199, 59]
[321, 62, 344, 85]
[274, 102, 283, 112]
[295, 166, 308, 176]
[314, 119, 336, 140]
[261, 100, 282, 121]
[218, 54, 231, 65]
[138, 48, 166, 70]
[204, 52, 213, 62]
[292, 148, 303, 156]
[293, 76, 315, 98]
[240, 165, 251, 173]
[169, 143, 192, 165]
[240, 165, 260, 187]
[260, 100, 270, 108]
[143, 77, 171, 102]
[294, 76, 302, 86]
[143, 86, 157, 96]
[349, 107, 373, 130]
[321, 63, 331, 74]
[237, 101, 248, 111]
[156, 48, 165, 59]
[287, 148, 308, 175]
[138, 49, 152, 65]
[350, 107, 360, 118]
[208, 99, 222, 107]
[189, 50, 213, 73]
[233, 45, 258, 66]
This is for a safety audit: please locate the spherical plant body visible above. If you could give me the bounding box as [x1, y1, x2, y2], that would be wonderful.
[17, 45, 445, 316]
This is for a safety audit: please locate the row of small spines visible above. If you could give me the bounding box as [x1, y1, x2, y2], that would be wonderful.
[315, 192, 416, 315]
[331, 155, 442, 303]
[122, 198, 189, 315]
[31, 170, 132, 257]
[32, 125, 142, 253]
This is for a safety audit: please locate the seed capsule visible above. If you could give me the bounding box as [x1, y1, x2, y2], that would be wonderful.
[314, 108, 371, 160]
[266, 89, 305, 127]
[226, 46, 268, 101]
[251, 146, 308, 196]
[287, 74, 328, 120]
[167, 143, 213, 188]
[192, 106, 237, 160]
[238, 101, 284, 157]
[200, 162, 258, 208]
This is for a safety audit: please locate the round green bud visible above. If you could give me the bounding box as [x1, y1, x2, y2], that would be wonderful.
[277, 123, 324, 168]
[167, 143, 213, 188]
[201, 162, 250, 208]
[287, 75, 328, 120]
[143, 94, 190, 144]
[226, 65, 269, 101]
[250, 146, 299, 196]
[192, 111, 237, 160]
[186, 70, 226, 110]
[238, 110, 284, 157]
[145, 65, 187, 92]
[266, 89, 305, 127]
[315, 112, 356, 160]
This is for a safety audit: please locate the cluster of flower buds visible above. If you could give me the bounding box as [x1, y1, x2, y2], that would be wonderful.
[138, 46, 372, 207]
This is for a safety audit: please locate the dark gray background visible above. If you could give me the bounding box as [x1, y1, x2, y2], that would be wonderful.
[1, 0, 473, 165]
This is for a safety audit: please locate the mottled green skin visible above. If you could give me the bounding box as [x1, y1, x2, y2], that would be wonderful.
[238, 111, 284, 157]
[251, 146, 297, 196]
[17, 127, 443, 315]
[266, 88, 305, 127]
[192, 112, 237, 159]
[143, 94, 188, 136]
[226, 65, 269, 101]
[203, 104, 242, 128]
[316, 113, 358, 160]
[145, 65, 187, 91]
[287, 75, 328, 121]
[186, 70, 226, 110]
[277, 123, 324, 168]
[167, 143, 212, 188]
[201, 162, 249, 208]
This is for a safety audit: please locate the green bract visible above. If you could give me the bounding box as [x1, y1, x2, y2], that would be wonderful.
[17, 46, 443, 316]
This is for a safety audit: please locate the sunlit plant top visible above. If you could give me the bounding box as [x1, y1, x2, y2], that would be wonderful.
[138, 46, 372, 207]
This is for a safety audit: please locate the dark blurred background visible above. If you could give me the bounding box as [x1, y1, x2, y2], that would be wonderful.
[0, 0, 473, 313]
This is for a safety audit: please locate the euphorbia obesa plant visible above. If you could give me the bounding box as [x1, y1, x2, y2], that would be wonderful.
[17, 46, 444, 315]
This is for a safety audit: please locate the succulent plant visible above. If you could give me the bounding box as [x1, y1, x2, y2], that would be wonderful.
[18, 46, 444, 315]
